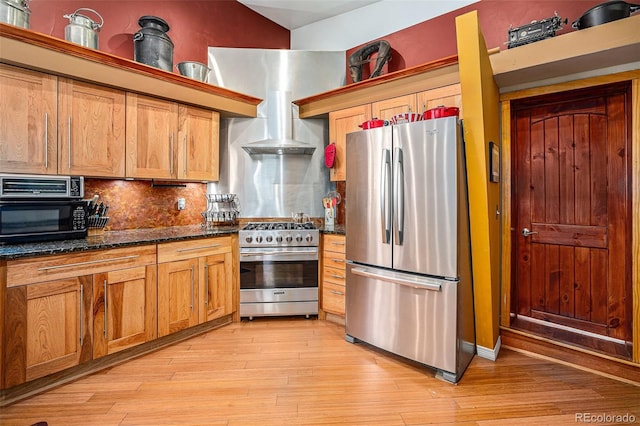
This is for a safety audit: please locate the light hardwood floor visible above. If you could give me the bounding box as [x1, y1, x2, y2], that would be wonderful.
[1, 318, 639, 425]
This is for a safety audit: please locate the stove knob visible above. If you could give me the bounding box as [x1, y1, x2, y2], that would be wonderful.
[285, 235, 293, 243]
[256, 236, 263, 243]
[296, 234, 303, 243]
[276, 235, 283, 243]
[305, 234, 313, 243]
[266, 235, 273, 243]
[245, 236, 253, 244]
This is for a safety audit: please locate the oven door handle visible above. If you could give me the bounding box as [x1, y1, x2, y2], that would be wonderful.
[241, 250, 316, 256]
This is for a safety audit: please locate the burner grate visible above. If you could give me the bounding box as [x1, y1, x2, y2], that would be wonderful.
[242, 222, 316, 231]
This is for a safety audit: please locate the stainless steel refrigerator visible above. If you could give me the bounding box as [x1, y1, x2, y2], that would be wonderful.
[345, 116, 476, 383]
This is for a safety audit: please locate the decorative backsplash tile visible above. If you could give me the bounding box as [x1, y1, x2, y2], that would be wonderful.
[85, 179, 207, 230]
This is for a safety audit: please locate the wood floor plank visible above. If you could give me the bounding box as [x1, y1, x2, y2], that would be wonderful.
[1, 318, 638, 426]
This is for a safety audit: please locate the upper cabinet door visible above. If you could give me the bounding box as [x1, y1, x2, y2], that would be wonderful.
[371, 94, 418, 120]
[0, 64, 57, 175]
[126, 93, 179, 179]
[58, 78, 126, 177]
[177, 105, 220, 181]
[328, 104, 372, 181]
[416, 84, 462, 117]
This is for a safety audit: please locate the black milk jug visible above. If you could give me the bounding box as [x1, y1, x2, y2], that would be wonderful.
[133, 15, 173, 71]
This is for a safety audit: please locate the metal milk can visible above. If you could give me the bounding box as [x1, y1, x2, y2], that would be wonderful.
[63, 8, 103, 49]
[133, 15, 174, 72]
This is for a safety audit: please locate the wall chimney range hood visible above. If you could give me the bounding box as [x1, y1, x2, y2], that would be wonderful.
[241, 91, 316, 156]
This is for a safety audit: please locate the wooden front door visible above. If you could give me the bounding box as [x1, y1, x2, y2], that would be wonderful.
[511, 82, 631, 348]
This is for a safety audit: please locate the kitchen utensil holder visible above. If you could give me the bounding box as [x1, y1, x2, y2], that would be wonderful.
[87, 216, 109, 235]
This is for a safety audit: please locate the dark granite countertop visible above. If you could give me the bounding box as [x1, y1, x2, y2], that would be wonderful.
[320, 224, 346, 235]
[0, 225, 239, 260]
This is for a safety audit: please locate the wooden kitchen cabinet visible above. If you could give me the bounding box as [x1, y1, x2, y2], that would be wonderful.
[416, 83, 462, 117]
[177, 105, 220, 181]
[328, 105, 371, 181]
[92, 249, 158, 359]
[321, 234, 346, 317]
[0, 63, 57, 174]
[126, 96, 220, 181]
[157, 236, 234, 337]
[1, 245, 157, 388]
[200, 251, 233, 323]
[3, 276, 93, 388]
[58, 78, 126, 177]
[371, 93, 418, 120]
[126, 93, 179, 179]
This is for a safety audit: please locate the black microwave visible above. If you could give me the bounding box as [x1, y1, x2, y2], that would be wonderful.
[0, 174, 87, 244]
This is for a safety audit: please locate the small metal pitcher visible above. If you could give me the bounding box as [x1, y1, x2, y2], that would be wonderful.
[63, 8, 103, 50]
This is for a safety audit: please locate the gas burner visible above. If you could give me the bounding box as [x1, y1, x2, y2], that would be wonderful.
[242, 222, 317, 231]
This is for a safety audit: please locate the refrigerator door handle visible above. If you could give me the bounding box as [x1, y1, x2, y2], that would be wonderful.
[393, 147, 404, 245]
[351, 266, 442, 292]
[381, 148, 391, 243]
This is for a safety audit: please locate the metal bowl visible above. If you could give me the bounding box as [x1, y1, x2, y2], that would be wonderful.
[176, 61, 210, 82]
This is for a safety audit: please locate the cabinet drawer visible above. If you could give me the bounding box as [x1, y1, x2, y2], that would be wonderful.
[7, 245, 156, 287]
[323, 234, 346, 254]
[323, 266, 346, 286]
[322, 281, 345, 316]
[322, 250, 345, 270]
[157, 236, 232, 263]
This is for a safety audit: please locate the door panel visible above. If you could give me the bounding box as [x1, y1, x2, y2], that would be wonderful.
[345, 126, 392, 269]
[512, 83, 631, 343]
[158, 259, 199, 336]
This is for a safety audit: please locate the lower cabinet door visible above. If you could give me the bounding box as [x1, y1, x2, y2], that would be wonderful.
[93, 265, 157, 358]
[158, 258, 199, 337]
[200, 251, 233, 323]
[3, 276, 93, 388]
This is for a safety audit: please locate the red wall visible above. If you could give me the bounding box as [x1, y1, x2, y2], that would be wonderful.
[29, 0, 290, 67]
[349, 0, 604, 82]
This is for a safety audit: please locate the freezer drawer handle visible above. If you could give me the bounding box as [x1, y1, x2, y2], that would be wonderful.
[351, 267, 442, 292]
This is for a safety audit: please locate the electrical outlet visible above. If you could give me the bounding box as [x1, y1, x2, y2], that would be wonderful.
[177, 198, 186, 210]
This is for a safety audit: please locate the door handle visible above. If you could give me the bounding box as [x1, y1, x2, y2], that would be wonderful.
[521, 227, 538, 237]
[393, 147, 404, 245]
[380, 149, 391, 244]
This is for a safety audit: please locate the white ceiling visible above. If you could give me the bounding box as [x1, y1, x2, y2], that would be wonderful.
[238, 0, 382, 30]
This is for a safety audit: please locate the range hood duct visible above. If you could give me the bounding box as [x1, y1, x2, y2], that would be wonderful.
[241, 91, 316, 156]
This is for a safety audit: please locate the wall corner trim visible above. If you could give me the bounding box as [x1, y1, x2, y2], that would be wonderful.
[477, 336, 502, 361]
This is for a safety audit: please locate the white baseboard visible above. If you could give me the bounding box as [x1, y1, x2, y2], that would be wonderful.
[476, 336, 501, 361]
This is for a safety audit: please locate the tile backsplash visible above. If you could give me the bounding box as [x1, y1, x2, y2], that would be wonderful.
[85, 179, 207, 230]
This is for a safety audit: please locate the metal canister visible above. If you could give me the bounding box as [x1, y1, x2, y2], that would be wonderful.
[0, 0, 31, 29]
[133, 16, 174, 72]
[63, 8, 103, 50]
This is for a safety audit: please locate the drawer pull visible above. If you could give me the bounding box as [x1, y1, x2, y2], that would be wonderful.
[329, 289, 344, 296]
[329, 273, 345, 279]
[330, 258, 344, 263]
[37, 255, 140, 271]
[330, 241, 345, 246]
[177, 244, 222, 253]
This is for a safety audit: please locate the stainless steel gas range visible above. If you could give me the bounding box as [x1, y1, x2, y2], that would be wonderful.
[239, 222, 319, 319]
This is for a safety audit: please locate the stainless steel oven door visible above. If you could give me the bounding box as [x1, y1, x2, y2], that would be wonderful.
[239, 247, 318, 289]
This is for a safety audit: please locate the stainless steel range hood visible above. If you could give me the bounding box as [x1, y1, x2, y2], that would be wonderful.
[241, 91, 316, 156]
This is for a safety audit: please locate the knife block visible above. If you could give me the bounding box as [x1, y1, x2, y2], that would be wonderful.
[87, 216, 109, 235]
